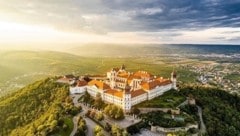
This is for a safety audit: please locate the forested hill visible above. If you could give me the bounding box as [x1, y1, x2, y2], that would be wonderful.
[180, 86, 240, 136]
[0, 78, 76, 136]
[1, 76, 240, 136]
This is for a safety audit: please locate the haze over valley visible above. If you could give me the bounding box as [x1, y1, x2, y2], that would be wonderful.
[1, 44, 240, 96]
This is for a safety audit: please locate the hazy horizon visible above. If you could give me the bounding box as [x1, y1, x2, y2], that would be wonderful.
[1, 43, 240, 51]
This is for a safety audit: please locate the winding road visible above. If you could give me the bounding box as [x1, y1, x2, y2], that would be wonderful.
[177, 100, 206, 135]
[197, 106, 206, 135]
[70, 94, 109, 136]
[70, 113, 81, 136]
[70, 94, 83, 136]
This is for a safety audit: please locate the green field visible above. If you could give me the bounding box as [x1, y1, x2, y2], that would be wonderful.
[0, 50, 198, 97]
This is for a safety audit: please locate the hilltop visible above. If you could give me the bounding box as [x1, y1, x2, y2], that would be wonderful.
[1, 77, 240, 136]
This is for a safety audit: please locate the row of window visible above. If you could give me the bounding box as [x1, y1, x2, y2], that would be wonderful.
[132, 95, 148, 105]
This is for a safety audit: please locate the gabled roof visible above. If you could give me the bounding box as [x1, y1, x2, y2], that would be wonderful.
[132, 75, 141, 79]
[105, 89, 123, 98]
[131, 89, 147, 98]
[141, 79, 172, 90]
[88, 80, 110, 90]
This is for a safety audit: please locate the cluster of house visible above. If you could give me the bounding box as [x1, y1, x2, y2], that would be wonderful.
[57, 65, 177, 112]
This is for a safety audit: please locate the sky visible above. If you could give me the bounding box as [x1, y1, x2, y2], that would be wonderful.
[0, 0, 240, 49]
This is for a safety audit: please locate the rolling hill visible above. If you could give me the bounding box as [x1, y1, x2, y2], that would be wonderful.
[0, 78, 75, 136]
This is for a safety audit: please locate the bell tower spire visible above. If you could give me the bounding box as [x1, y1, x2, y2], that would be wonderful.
[171, 68, 177, 90]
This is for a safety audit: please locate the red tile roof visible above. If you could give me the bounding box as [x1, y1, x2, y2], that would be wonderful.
[131, 89, 147, 98]
[127, 76, 134, 84]
[105, 89, 123, 98]
[88, 80, 110, 90]
[141, 79, 172, 90]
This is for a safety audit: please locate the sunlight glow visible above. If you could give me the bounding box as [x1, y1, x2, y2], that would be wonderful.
[0, 21, 70, 43]
[0, 20, 156, 46]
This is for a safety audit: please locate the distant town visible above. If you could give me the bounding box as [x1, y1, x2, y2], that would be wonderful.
[181, 63, 240, 95]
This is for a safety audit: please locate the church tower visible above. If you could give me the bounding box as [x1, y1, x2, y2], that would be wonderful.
[171, 70, 177, 90]
[120, 64, 126, 72]
[108, 68, 117, 89]
[121, 64, 125, 70]
[123, 85, 131, 112]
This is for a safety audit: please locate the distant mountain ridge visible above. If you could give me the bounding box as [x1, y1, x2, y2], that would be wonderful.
[67, 44, 240, 57]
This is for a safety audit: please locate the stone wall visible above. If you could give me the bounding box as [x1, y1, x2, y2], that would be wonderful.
[151, 124, 198, 133]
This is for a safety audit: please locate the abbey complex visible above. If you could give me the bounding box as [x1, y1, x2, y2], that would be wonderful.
[59, 65, 177, 112]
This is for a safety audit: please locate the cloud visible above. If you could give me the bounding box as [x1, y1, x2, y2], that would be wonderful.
[0, 0, 239, 44]
[1, 0, 240, 32]
[142, 8, 163, 15]
[228, 37, 240, 41]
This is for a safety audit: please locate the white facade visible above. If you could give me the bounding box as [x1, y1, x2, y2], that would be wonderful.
[147, 84, 172, 100]
[123, 92, 131, 112]
[70, 86, 87, 94]
[131, 93, 148, 106]
[104, 93, 122, 106]
[86, 86, 105, 97]
[71, 82, 175, 111]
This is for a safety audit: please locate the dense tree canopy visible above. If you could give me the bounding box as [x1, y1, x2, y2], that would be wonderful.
[129, 85, 240, 136]
[111, 124, 128, 136]
[0, 78, 75, 136]
[104, 104, 124, 120]
[179, 86, 240, 136]
[94, 125, 104, 136]
[93, 93, 105, 109]
[75, 116, 87, 136]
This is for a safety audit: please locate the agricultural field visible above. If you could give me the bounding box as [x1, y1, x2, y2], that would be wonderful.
[0, 50, 198, 97]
